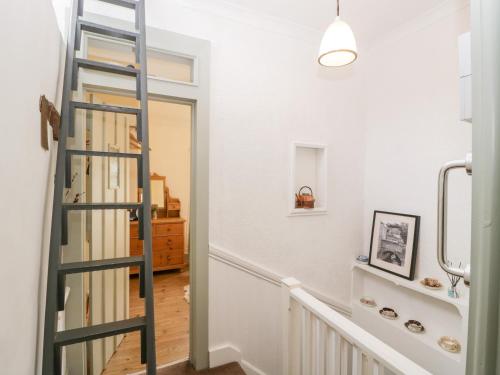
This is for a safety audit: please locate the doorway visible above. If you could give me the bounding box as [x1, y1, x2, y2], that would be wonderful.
[63, 17, 209, 374]
[80, 91, 194, 374]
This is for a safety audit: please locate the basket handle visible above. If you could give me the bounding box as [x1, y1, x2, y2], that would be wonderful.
[298, 186, 313, 196]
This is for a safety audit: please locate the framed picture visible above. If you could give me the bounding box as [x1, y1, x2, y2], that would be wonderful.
[368, 211, 420, 280]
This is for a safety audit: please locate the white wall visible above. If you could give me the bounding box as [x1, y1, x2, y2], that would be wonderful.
[82, 1, 365, 373]
[199, 1, 470, 372]
[4, 0, 472, 374]
[156, 4, 364, 371]
[144, 3, 365, 371]
[351, 7, 472, 372]
[360, 1, 472, 292]
[209, 257, 282, 375]
[0, 0, 64, 374]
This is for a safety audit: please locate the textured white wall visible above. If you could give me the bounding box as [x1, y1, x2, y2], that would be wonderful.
[84, 0, 365, 361]
[100, 1, 363, 371]
[140, 3, 365, 370]
[0, 0, 64, 374]
[209, 257, 282, 375]
[4, 0, 472, 373]
[360, 2, 472, 291]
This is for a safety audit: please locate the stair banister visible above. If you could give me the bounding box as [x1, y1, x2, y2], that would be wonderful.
[281, 278, 430, 375]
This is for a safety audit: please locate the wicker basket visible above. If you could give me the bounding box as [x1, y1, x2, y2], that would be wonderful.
[295, 186, 315, 209]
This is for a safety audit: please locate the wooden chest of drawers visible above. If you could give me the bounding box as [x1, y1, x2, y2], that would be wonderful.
[130, 217, 186, 274]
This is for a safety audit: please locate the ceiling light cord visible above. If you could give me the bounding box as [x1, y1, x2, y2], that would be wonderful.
[337, 0, 340, 17]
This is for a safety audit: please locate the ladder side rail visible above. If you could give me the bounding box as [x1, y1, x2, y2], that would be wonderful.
[42, 0, 82, 373]
[137, 0, 157, 372]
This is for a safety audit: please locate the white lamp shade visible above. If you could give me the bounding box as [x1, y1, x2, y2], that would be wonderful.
[318, 16, 358, 67]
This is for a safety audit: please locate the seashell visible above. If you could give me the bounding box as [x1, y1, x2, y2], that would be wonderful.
[379, 307, 398, 320]
[360, 296, 376, 307]
[438, 336, 461, 353]
[420, 277, 443, 289]
[405, 320, 425, 333]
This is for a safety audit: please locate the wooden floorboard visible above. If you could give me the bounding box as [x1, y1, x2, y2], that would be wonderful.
[102, 270, 190, 375]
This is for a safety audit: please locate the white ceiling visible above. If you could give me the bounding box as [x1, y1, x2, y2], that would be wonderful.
[224, 0, 449, 45]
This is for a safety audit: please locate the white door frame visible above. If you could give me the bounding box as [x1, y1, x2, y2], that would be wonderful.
[79, 13, 210, 370]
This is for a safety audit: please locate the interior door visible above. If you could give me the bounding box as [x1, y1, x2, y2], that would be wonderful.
[87, 93, 130, 374]
[466, 0, 500, 373]
[81, 12, 211, 368]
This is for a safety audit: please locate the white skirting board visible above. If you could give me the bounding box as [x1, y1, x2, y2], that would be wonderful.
[209, 344, 267, 375]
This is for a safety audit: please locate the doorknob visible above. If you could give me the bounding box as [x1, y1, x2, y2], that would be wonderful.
[437, 153, 472, 285]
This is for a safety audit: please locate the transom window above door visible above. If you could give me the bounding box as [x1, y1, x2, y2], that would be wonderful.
[85, 36, 197, 85]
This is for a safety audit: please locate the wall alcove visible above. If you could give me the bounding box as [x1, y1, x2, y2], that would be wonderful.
[289, 142, 327, 216]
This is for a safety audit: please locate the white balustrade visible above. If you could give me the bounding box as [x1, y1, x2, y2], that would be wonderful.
[282, 278, 431, 375]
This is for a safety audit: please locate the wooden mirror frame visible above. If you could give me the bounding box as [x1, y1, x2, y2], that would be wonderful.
[138, 173, 169, 218]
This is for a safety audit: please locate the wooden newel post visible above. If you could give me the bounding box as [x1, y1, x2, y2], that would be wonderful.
[281, 277, 301, 375]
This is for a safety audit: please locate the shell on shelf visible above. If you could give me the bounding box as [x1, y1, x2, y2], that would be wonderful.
[438, 336, 461, 353]
[405, 320, 425, 334]
[420, 278, 443, 290]
[360, 296, 376, 307]
[379, 307, 398, 320]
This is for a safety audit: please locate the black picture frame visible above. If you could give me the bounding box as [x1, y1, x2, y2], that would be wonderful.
[368, 210, 420, 280]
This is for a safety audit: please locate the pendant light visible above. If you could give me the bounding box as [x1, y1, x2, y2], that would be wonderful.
[318, 0, 358, 67]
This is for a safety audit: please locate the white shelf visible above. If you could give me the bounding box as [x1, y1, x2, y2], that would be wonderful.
[353, 301, 465, 374]
[352, 263, 468, 316]
[288, 207, 327, 217]
[354, 301, 461, 363]
[352, 263, 468, 374]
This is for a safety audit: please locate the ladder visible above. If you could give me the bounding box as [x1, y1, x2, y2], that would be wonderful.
[42, 0, 156, 374]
